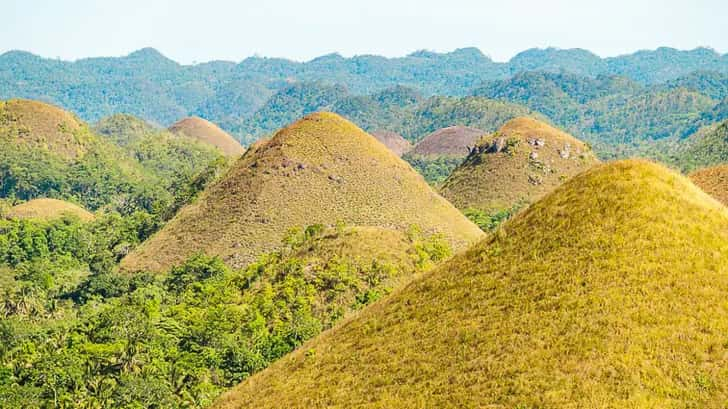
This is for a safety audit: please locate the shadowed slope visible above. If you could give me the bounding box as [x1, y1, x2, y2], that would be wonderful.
[122, 113, 483, 272]
[440, 117, 599, 212]
[214, 160, 728, 408]
[690, 164, 728, 206]
[168, 116, 244, 156]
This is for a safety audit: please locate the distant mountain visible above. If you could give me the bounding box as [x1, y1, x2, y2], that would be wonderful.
[168, 116, 244, 156]
[1, 46, 726, 141]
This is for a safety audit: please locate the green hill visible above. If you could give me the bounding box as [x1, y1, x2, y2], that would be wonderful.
[213, 159, 728, 408]
[676, 120, 728, 171]
[0, 99, 164, 211]
[121, 112, 483, 272]
[440, 117, 599, 219]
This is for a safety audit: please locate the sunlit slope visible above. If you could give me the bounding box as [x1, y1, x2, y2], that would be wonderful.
[122, 112, 483, 272]
[440, 117, 599, 211]
[214, 159, 728, 408]
[169, 116, 244, 156]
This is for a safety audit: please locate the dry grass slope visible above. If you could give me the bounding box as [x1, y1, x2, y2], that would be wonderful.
[6, 198, 95, 222]
[0, 99, 93, 160]
[440, 117, 599, 211]
[370, 130, 412, 157]
[169, 116, 245, 156]
[122, 112, 483, 272]
[690, 164, 728, 206]
[213, 159, 728, 408]
[409, 125, 485, 158]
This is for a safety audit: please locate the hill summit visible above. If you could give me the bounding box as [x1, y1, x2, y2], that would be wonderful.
[690, 164, 728, 206]
[0, 99, 93, 160]
[168, 116, 244, 156]
[370, 130, 412, 156]
[213, 159, 728, 408]
[440, 117, 599, 212]
[122, 112, 483, 272]
[409, 125, 484, 158]
[6, 198, 94, 222]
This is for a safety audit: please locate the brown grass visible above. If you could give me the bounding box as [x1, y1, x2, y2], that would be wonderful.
[213, 159, 728, 408]
[0, 99, 93, 160]
[122, 112, 483, 273]
[409, 125, 485, 158]
[690, 164, 728, 206]
[6, 198, 95, 222]
[369, 130, 412, 157]
[440, 117, 600, 212]
[168, 116, 244, 157]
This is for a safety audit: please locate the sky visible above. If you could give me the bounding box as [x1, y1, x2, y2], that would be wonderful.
[2, 0, 727, 64]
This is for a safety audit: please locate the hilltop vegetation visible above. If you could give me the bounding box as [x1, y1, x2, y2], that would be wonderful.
[440, 117, 599, 228]
[122, 112, 482, 272]
[214, 160, 728, 408]
[673, 120, 728, 171]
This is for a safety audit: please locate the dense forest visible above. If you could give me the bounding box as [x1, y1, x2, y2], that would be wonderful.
[1, 46, 727, 148]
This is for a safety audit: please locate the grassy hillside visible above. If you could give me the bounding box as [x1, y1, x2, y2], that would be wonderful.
[121, 112, 483, 272]
[214, 159, 728, 408]
[5, 198, 94, 222]
[440, 117, 599, 218]
[690, 164, 728, 206]
[168, 116, 244, 156]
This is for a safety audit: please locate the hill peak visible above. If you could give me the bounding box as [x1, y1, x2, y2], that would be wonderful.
[6, 198, 95, 222]
[0, 99, 93, 160]
[213, 159, 728, 408]
[122, 113, 483, 272]
[168, 116, 244, 156]
[440, 117, 599, 212]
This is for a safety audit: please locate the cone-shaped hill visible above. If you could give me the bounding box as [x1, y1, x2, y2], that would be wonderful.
[168, 116, 244, 157]
[409, 125, 485, 158]
[370, 130, 412, 156]
[690, 164, 728, 206]
[121, 112, 483, 272]
[440, 117, 599, 212]
[94, 113, 160, 147]
[0, 99, 94, 160]
[6, 198, 95, 222]
[213, 160, 728, 408]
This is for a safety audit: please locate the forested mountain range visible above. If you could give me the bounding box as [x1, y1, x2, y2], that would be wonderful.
[1, 46, 727, 146]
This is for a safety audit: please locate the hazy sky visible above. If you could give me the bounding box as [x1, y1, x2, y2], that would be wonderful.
[2, 0, 727, 63]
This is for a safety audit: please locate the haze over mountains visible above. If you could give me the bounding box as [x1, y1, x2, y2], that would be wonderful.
[2, 46, 727, 149]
